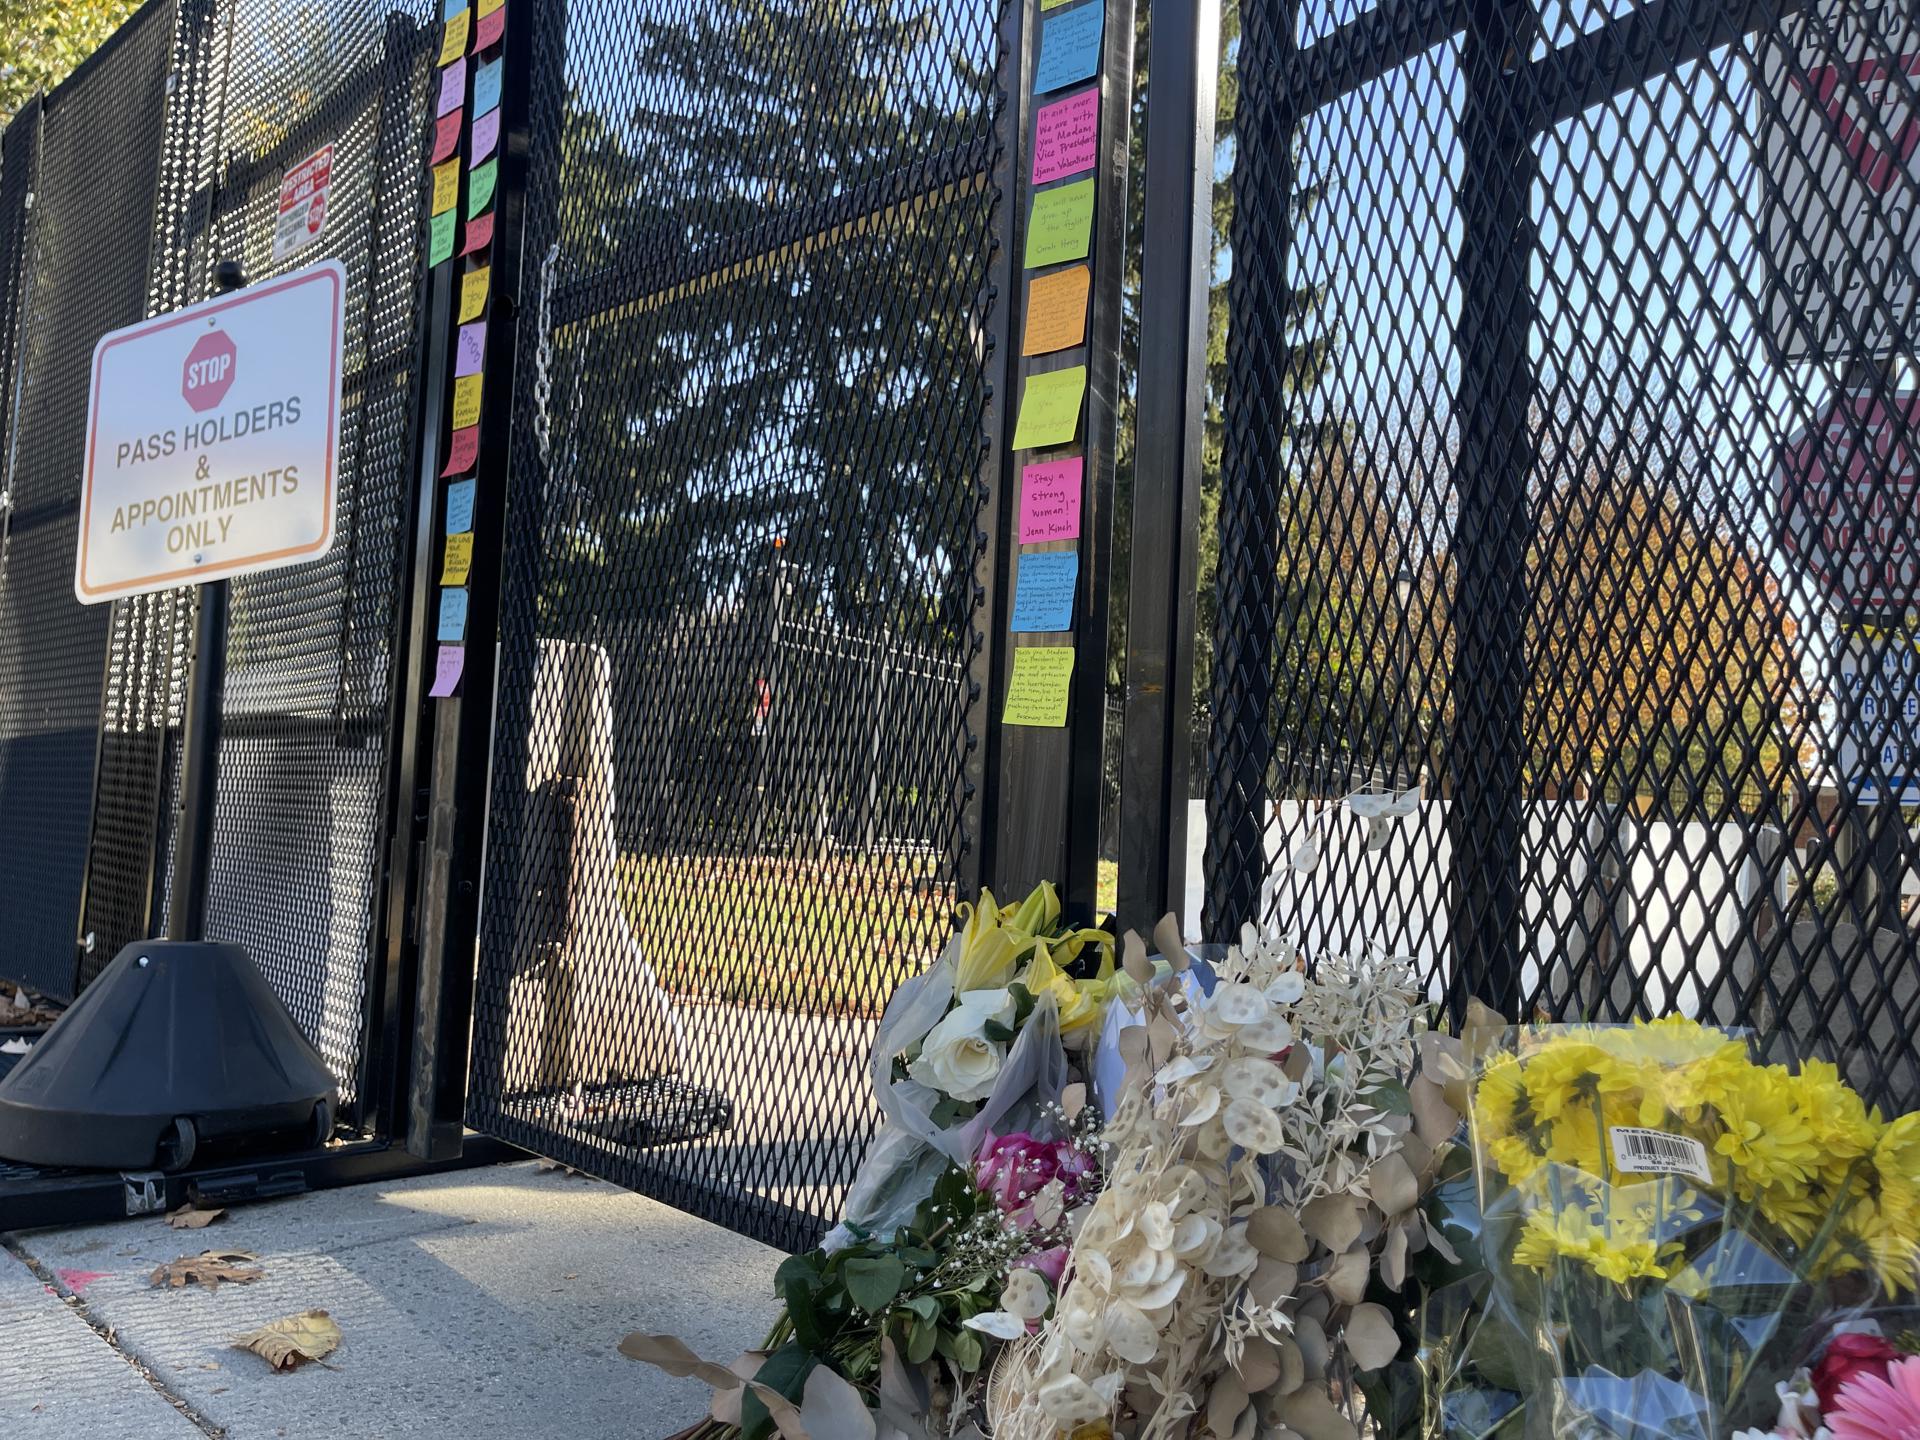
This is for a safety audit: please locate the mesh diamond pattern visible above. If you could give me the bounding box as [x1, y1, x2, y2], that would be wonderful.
[1208, 0, 1920, 1114]
[465, 0, 1005, 1251]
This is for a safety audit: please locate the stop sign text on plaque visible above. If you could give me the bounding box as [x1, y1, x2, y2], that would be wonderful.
[75, 259, 345, 603]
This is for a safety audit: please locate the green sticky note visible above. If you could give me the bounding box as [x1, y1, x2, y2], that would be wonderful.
[1004, 646, 1074, 727]
[1025, 177, 1094, 267]
[1010, 365, 1086, 450]
[429, 208, 456, 266]
[466, 157, 497, 219]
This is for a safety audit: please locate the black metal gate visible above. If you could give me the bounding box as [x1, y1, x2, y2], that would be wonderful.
[1207, 0, 1920, 1114]
[461, 0, 1011, 1251]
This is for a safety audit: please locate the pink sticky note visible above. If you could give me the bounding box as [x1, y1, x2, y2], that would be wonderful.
[1033, 87, 1098, 186]
[1018, 456, 1083, 543]
[442, 425, 479, 476]
[470, 107, 501, 164]
[436, 60, 465, 117]
[460, 211, 494, 256]
[429, 644, 465, 697]
[455, 322, 486, 376]
[431, 108, 463, 164]
[474, 4, 505, 50]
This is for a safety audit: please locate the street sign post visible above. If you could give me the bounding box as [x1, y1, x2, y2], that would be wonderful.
[75, 259, 344, 604]
[1776, 388, 1920, 615]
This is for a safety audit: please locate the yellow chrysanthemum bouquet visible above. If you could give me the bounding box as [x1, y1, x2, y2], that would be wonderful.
[1439, 1017, 1920, 1439]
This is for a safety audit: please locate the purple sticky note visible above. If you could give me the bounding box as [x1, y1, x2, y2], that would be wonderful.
[1033, 88, 1098, 186]
[455, 322, 486, 376]
[470, 107, 501, 164]
[429, 644, 465, 697]
[436, 60, 466, 117]
[1019, 456, 1084, 543]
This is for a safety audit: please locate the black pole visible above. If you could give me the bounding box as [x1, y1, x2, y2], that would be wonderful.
[164, 257, 247, 943]
[1117, 0, 1217, 932]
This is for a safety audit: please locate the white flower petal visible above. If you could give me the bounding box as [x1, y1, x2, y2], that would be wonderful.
[1179, 1082, 1223, 1127]
[1237, 1013, 1295, 1052]
[1209, 983, 1271, 1027]
[1001, 1268, 1050, 1321]
[964, 1310, 1028, 1340]
[1139, 1202, 1174, 1251]
[1105, 1300, 1160, 1364]
[1223, 1095, 1287, 1153]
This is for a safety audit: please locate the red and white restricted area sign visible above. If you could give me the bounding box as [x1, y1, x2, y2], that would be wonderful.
[75, 259, 345, 604]
[271, 143, 333, 263]
[1761, 3, 1920, 359]
[1776, 389, 1920, 613]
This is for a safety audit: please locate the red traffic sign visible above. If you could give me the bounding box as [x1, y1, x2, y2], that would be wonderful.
[181, 330, 236, 413]
[1777, 389, 1920, 613]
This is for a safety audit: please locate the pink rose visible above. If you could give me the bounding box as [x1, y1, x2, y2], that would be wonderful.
[973, 1131, 1098, 1223]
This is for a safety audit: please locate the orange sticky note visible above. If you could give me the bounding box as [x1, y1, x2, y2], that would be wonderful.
[1023, 265, 1090, 356]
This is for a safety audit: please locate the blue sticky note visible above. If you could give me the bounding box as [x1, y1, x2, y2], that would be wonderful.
[1034, 3, 1103, 95]
[1010, 550, 1079, 632]
[443, 0, 464, 17]
[438, 587, 470, 642]
[444, 479, 476, 534]
[473, 56, 503, 117]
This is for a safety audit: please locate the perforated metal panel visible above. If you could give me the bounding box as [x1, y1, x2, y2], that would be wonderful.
[1208, 0, 1920, 1113]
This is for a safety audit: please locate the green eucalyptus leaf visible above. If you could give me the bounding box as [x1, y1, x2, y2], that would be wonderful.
[907, 1316, 938, 1365]
[739, 1341, 815, 1440]
[843, 1255, 906, 1314]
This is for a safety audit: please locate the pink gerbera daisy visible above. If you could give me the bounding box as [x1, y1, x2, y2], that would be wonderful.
[1827, 1355, 1920, 1440]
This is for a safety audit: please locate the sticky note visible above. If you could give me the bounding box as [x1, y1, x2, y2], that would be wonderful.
[1010, 365, 1086, 449]
[1004, 646, 1074, 727]
[443, 532, 474, 585]
[431, 109, 463, 165]
[474, 56, 503, 117]
[1023, 265, 1089, 355]
[1019, 456, 1083, 542]
[445, 479, 477, 533]
[461, 212, 494, 256]
[429, 644, 465, 697]
[1034, 88, 1098, 185]
[459, 264, 489, 323]
[455, 321, 486, 376]
[437, 60, 465, 117]
[438, 587, 470, 642]
[466, 157, 497, 218]
[444, 0, 465, 17]
[428, 210, 456, 266]
[451, 373, 484, 430]
[470, 107, 500, 164]
[1010, 551, 1080, 632]
[477, 0, 503, 15]
[437, 9, 470, 66]
[443, 425, 479, 476]
[431, 158, 460, 215]
[1035, 3, 1103, 94]
[474, 3, 505, 50]
[1026, 178, 1095, 268]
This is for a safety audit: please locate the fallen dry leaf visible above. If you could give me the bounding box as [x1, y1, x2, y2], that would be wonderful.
[150, 1251, 263, 1291]
[167, 1203, 226, 1230]
[232, 1310, 340, 1371]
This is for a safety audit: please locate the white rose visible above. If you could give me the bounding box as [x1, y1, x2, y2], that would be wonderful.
[908, 988, 1016, 1101]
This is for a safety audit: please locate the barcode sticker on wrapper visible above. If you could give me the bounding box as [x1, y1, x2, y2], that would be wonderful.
[1609, 1126, 1712, 1184]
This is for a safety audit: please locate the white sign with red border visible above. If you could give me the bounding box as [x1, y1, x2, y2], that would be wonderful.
[75, 259, 345, 604]
[272, 143, 334, 263]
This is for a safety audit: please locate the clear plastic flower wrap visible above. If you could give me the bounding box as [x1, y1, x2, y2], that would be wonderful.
[1437, 1019, 1920, 1440]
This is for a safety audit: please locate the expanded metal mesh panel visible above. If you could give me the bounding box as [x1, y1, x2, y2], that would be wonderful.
[466, 0, 1004, 1251]
[1208, 0, 1920, 1113]
[0, 2, 178, 1000]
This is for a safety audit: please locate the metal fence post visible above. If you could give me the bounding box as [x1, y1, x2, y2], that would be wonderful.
[1116, 0, 1218, 935]
[1446, 0, 1536, 1020]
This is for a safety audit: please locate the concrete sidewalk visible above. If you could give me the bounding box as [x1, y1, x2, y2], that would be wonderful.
[0, 1161, 783, 1439]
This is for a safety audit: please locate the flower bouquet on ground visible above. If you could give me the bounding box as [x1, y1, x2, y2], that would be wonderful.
[1407, 1018, 1920, 1440]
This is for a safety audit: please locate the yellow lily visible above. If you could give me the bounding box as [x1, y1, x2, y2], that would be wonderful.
[953, 882, 1062, 992]
[1019, 938, 1118, 1038]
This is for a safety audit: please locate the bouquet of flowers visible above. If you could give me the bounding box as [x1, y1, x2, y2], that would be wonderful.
[1408, 1019, 1920, 1440]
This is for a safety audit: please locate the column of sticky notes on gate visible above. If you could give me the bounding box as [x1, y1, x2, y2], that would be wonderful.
[1003, 0, 1101, 728]
[424, 0, 507, 698]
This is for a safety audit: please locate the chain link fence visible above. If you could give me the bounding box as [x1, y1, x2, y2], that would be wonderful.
[1208, 0, 1920, 1115]
[463, 0, 1007, 1250]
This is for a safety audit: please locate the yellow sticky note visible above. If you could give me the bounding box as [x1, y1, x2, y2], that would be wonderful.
[443, 531, 474, 585]
[1025, 177, 1095, 268]
[431, 158, 460, 216]
[1023, 264, 1090, 355]
[459, 265, 490, 323]
[1004, 646, 1074, 727]
[437, 9, 470, 64]
[1010, 365, 1086, 450]
[477, 0, 503, 15]
[451, 373, 484, 429]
